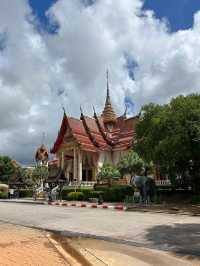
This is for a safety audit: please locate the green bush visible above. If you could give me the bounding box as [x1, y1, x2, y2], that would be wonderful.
[80, 188, 93, 200]
[94, 184, 109, 192]
[61, 188, 78, 200]
[88, 191, 104, 199]
[152, 194, 161, 204]
[0, 192, 8, 199]
[18, 189, 33, 198]
[190, 195, 200, 204]
[67, 192, 84, 201]
[61, 187, 93, 200]
[96, 185, 134, 202]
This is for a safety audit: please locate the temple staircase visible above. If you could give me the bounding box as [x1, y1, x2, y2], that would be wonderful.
[35, 185, 46, 201]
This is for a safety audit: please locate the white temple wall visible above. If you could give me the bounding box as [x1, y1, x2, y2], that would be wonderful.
[97, 149, 130, 171]
[97, 151, 105, 171]
[112, 151, 121, 165]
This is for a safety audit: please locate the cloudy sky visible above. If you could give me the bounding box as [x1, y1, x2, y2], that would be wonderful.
[1, 0, 200, 164]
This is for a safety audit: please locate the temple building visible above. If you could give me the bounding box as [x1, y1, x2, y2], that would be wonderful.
[51, 73, 138, 184]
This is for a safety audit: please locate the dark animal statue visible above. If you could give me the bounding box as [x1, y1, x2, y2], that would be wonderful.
[131, 176, 156, 203]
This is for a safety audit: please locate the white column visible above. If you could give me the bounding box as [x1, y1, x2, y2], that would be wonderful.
[73, 147, 77, 181]
[66, 163, 70, 180]
[78, 149, 82, 183]
[61, 152, 64, 170]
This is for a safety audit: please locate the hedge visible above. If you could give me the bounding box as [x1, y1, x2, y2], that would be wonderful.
[67, 192, 84, 201]
[102, 185, 134, 202]
[61, 185, 134, 202]
[0, 192, 8, 199]
[61, 187, 93, 200]
[89, 191, 104, 199]
[190, 195, 200, 204]
[18, 189, 33, 198]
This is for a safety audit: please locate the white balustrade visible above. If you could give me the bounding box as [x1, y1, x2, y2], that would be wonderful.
[155, 179, 171, 186]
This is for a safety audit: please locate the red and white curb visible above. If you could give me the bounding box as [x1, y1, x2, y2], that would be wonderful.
[47, 201, 126, 211]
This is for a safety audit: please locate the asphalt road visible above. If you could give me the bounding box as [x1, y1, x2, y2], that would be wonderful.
[0, 202, 199, 258]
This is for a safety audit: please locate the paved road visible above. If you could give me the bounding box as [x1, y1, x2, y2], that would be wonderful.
[0, 202, 199, 258]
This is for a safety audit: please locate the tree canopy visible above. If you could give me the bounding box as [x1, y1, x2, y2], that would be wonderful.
[0, 156, 16, 183]
[135, 94, 200, 193]
[97, 163, 120, 185]
[32, 165, 49, 185]
[117, 151, 144, 176]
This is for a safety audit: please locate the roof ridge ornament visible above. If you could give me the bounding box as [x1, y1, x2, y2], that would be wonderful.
[80, 106, 100, 148]
[80, 105, 83, 115]
[93, 106, 114, 146]
[124, 105, 128, 118]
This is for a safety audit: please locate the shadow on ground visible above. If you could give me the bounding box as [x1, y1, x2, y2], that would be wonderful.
[127, 204, 200, 216]
[145, 223, 200, 260]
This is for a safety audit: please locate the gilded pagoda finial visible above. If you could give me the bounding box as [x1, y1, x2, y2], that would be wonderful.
[102, 70, 117, 125]
[106, 69, 110, 98]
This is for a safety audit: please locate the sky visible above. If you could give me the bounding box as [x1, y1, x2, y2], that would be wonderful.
[1, 0, 200, 164]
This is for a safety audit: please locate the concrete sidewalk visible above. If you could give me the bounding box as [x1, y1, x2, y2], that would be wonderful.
[0, 198, 46, 205]
[0, 198, 125, 210]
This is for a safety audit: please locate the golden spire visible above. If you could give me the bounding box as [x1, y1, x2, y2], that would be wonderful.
[102, 70, 117, 124]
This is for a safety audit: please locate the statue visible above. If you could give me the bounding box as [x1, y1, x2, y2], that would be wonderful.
[34, 140, 49, 199]
[131, 176, 156, 203]
[35, 144, 49, 166]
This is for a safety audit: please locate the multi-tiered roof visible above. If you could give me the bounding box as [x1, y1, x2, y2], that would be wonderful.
[51, 74, 137, 154]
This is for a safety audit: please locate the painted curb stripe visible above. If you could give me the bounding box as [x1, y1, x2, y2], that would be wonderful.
[47, 201, 125, 211]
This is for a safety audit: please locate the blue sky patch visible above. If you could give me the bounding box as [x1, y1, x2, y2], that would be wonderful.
[29, 0, 59, 34]
[124, 55, 138, 81]
[124, 96, 135, 115]
[82, 0, 96, 7]
[28, 1, 200, 34]
[143, 0, 200, 32]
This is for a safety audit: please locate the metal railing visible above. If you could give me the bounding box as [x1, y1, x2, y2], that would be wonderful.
[68, 181, 96, 187]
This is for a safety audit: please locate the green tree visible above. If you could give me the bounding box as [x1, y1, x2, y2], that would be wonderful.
[117, 151, 145, 177]
[0, 156, 16, 183]
[98, 163, 120, 186]
[135, 94, 200, 193]
[32, 166, 48, 185]
[16, 168, 34, 186]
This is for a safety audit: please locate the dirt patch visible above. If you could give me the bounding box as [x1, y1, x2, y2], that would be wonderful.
[0, 223, 69, 266]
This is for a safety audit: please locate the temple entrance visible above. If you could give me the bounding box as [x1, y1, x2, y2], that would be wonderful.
[55, 143, 99, 185]
[82, 168, 93, 181]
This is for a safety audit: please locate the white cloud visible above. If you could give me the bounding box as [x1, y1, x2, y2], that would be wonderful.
[0, 0, 200, 163]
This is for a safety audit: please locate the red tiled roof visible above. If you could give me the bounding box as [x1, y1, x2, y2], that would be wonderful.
[51, 112, 138, 154]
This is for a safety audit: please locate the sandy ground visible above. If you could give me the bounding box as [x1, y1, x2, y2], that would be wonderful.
[0, 223, 69, 266]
